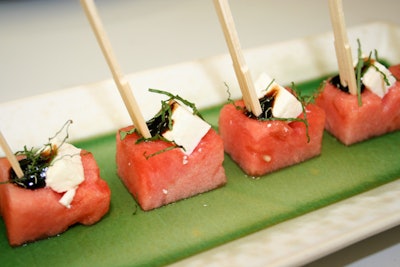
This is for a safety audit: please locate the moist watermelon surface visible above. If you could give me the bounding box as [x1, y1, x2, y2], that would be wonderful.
[116, 127, 227, 211]
[389, 64, 400, 80]
[315, 65, 400, 145]
[0, 150, 111, 246]
[218, 100, 326, 177]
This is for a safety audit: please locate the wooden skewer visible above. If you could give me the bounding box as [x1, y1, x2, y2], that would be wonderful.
[0, 131, 24, 178]
[80, 0, 151, 138]
[328, 0, 357, 95]
[213, 0, 262, 116]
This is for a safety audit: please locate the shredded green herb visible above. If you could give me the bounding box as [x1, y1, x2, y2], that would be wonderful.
[355, 39, 364, 106]
[120, 89, 204, 141]
[291, 82, 310, 142]
[224, 82, 243, 111]
[6, 120, 73, 189]
[353, 39, 392, 106]
[261, 78, 275, 93]
[119, 89, 203, 158]
[148, 88, 204, 119]
[143, 144, 183, 160]
[119, 128, 136, 140]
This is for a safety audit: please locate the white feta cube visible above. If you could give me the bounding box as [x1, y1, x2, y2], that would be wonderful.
[45, 143, 84, 208]
[255, 73, 302, 119]
[362, 61, 396, 98]
[162, 102, 211, 155]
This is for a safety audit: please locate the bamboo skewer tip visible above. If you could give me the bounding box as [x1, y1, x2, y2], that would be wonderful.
[328, 0, 357, 95]
[213, 0, 262, 116]
[0, 131, 24, 179]
[80, 0, 151, 138]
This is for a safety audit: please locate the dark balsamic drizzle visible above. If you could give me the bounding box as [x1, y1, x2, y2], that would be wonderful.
[245, 88, 278, 120]
[9, 157, 49, 189]
[330, 53, 378, 94]
[9, 146, 56, 190]
[7, 120, 72, 190]
[120, 88, 203, 144]
[146, 101, 178, 137]
[121, 88, 210, 158]
[329, 74, 365, 94]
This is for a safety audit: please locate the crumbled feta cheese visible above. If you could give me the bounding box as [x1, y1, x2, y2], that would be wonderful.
[59, 188, 77, 209]
[362, 61, 396, 98]
[45, 143, 84, 208]
[162, 102, 211, 155]
[255, 73, 302, 118]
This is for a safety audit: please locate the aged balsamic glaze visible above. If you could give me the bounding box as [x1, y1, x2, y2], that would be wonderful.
[9, 157, 48, 190]
[146, 101, 178, 137]
[245, 88, 278, 120]
[146, 114, 169, 137]
[329, 74, 365, 94]
[330, 58, 375, 93]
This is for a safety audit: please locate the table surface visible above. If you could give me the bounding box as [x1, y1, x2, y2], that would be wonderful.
[1, 0, 399, 266]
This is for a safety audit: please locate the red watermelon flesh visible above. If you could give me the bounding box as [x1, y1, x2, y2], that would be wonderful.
[315, 71, 400, 145]
[116, 127, 226, 211]
[218, 101, 326, 177]
[0, 150, 111, 246]
[389, 64, 400, 80]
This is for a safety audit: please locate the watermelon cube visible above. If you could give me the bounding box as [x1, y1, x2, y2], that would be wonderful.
[0, 151, 111, 246]
[315, 67, 400, 145]
[116, 126, 226, 211]
[218, 101, 326, 177]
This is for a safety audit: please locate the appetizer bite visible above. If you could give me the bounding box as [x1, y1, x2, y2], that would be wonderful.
[315, 45, 400, 145]
[219, 74, 326, 177]
[116, 89, 227, 211]
[0, 121, 111, 246]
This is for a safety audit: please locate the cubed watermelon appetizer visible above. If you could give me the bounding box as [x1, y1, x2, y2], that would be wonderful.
[315, 64, 400, 145]
[0, 150, 111, 246]
[116, 126, 226, 211]
[218, 100, 326, 177]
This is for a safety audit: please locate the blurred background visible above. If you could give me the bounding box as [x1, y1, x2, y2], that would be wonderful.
[1, 0, 400, 102]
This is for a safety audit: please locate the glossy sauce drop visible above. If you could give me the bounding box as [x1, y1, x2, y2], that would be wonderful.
[146, 100, 178, 137]
[329, 74, 365, 93]
[246, 88, 278, 120]
[330, 59, 372, 93]
[9, 157, 48, 189]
